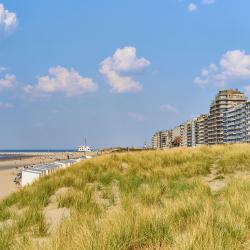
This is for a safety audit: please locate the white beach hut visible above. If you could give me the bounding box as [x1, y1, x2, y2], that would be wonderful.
[21, 168, 44, 187]
[21, 158, 85, 187]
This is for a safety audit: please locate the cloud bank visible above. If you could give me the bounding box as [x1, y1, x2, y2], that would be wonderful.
[0, 3, 18, 35]
[100, 46, 150, 93]
[195, 50, 250, 87]
[0, 73, 16, 91]
[188, 0, 216, 12]
[24, 66, 98, 97]
[188, 3, 198, 12]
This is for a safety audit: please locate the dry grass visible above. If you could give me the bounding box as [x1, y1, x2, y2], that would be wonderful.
[2, 144, 250, 249]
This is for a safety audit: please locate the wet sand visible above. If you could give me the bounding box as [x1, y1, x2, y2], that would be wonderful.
[0, 152, 96, 201]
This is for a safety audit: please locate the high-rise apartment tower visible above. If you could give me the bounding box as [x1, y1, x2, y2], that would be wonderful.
[207, 89, 247, 145]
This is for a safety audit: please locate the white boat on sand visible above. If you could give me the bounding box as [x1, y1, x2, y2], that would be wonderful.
[77, 145, 91, 152]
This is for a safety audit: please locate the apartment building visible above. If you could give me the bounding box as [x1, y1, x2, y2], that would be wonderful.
[152, 130, 172, 149]
[154, 116, 208, 149]
[246, 102, 250, 142]
[161, 130, 172, 149]
[172, 126, 181, 147]
[180, 123, 188, 147]
[223, 101, 250, 143]
[152, 89, 250, 149]
[186, 118, 197, 147]
[207, 89, 247, 145]
[196, 114, 208, 146]
[152, 132, 160, 149]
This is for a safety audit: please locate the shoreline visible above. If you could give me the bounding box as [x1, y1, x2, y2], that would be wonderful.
[0, 152, 96, 201]
[0, 155, 34, 165]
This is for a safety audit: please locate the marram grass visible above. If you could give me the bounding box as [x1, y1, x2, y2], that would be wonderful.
[1, 145, 250, 249]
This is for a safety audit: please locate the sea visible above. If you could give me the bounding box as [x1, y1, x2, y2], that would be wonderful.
[0, 149, 77, 160]
[0, 149, 76, 153]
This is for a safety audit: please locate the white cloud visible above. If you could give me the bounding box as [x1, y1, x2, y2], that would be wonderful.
[194, 64, 218, 87]
[202, 0, 215, 5]
[195, 50, 250, 87]
[24, 66, 98, 97]
[186, 0, 215, 12]
[0, 73, 16, 90]
[0, 102, 13, 109]
[0, 3, 18, 35]
[100, 46, 150, 93]
[128, 112, 145, 122]
[188, 3, 198, 12]
[160, 104, 179, 114]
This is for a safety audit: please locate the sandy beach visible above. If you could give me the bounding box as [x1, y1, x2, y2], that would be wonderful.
[0, 168, 17, 201]
[0, 152, 96, 201]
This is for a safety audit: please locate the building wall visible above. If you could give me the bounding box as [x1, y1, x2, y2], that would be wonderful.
[208, 89, 247, 145]
[152, 130, 172, 149]
[246, 102, 250, 143]
[172, 126, 181, 139]
[152, 132, 161, 149]
[161, 130, 172, 149]
[196, 114, 208, 146]
[186, 119, 197, 147]
[172, 126, 181, 147]
[223, 102, 250, 143]
[191, 118, 197, 147]
[180, 123, 188, 147]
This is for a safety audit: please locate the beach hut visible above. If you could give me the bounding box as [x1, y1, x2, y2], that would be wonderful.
[21, 168, 44, 186]
[21, 158, 85, 187]
[21, 163, 62, 186]
[58, 159, 78, 168]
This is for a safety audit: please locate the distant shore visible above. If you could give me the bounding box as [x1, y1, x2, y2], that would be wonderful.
[0, 151, 96, 201]
[0, 155, 34, 171]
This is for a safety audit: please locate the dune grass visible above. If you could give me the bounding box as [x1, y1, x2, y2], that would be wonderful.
[2, 145, 250, 249]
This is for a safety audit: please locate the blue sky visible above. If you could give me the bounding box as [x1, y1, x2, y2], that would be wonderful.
[1, 0, 250, 149]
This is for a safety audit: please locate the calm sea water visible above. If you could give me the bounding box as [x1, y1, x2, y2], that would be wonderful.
[0, 155, 27, 160]
[0, 149, 76, 153]
[0, 150, 77, 160]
